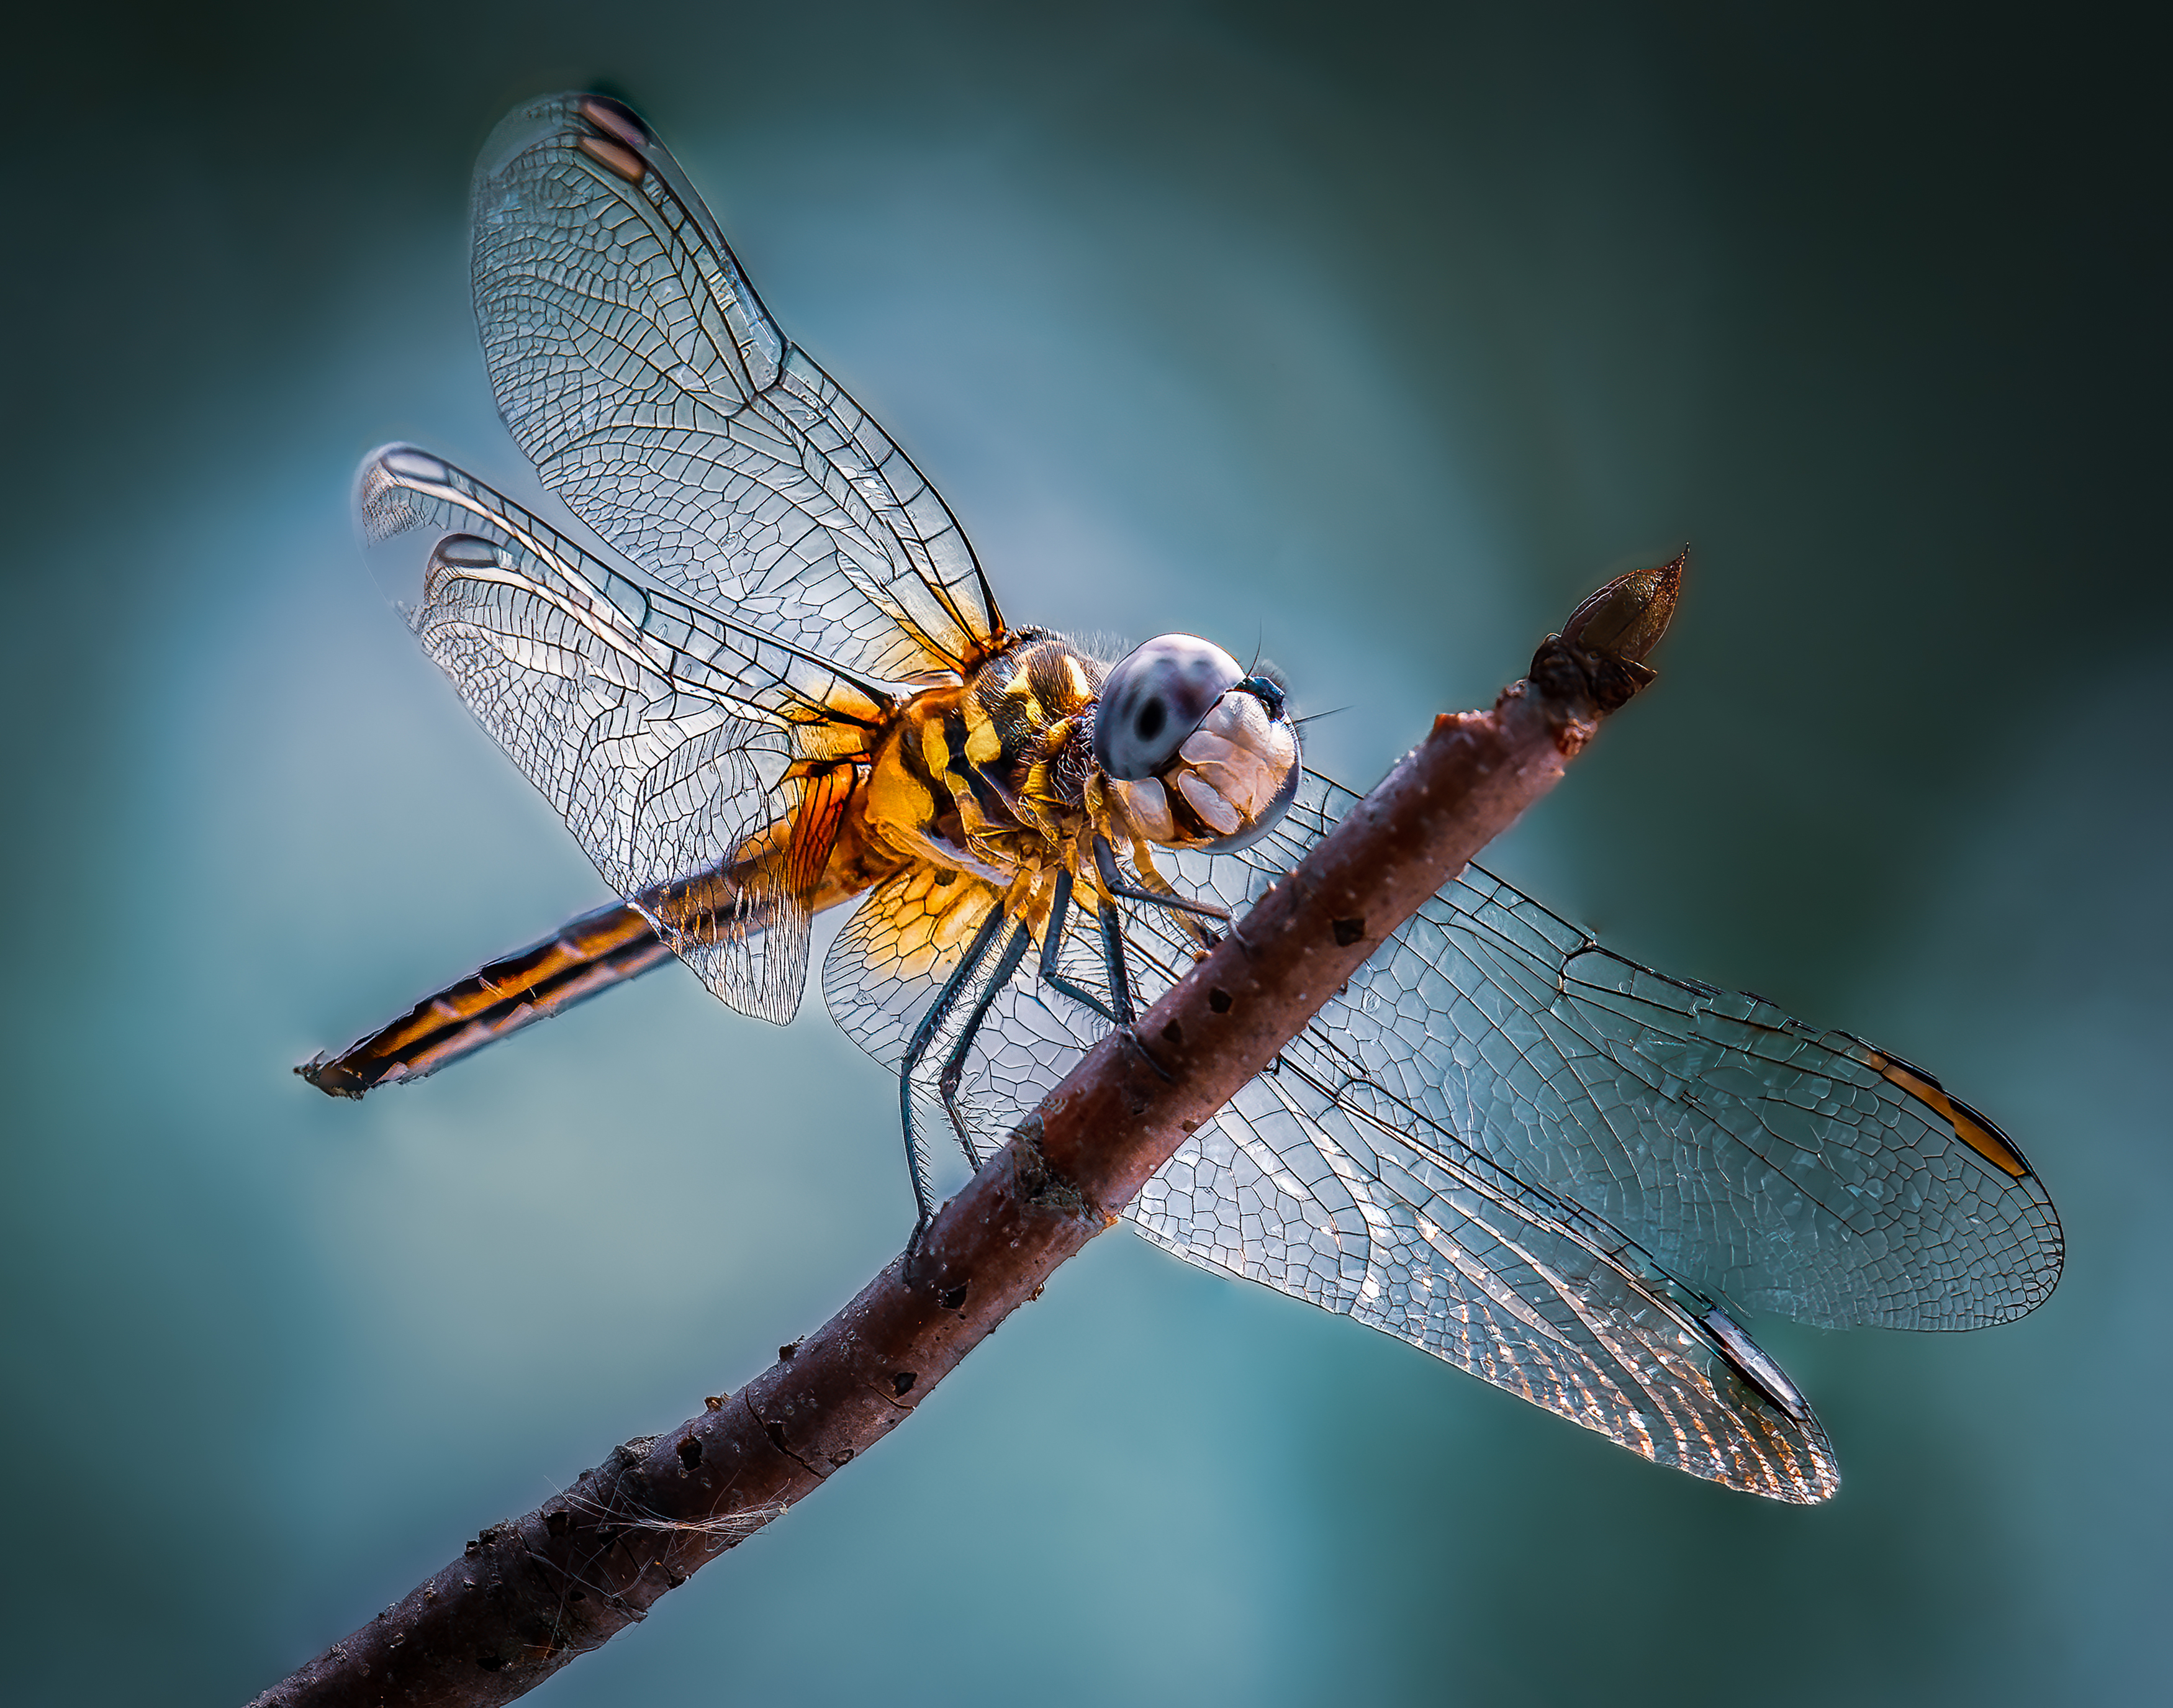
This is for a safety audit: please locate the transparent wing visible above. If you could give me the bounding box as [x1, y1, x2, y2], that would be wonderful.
[818, 807, 1840, 1494]
[1133, 773, 2064, 1333]
[356, 445, 890, 1022]
[824, 769, 2058, 1491]
[469, 93, 1004, 683]
[1134, 1057, 1838, 1499]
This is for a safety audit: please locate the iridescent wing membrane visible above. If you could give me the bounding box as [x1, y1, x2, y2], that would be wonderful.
[821, 861, 1124, 1160]
[1154, 779, 2061, 1334]
[828, 852, 1843, 1497]
[897, 776, 2061, 1498]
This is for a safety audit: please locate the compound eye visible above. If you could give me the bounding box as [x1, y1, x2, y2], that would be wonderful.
[1093, 634, 1244, 780]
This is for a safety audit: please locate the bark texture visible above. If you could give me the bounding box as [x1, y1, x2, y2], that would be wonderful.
[249, 566, 1673, 1708]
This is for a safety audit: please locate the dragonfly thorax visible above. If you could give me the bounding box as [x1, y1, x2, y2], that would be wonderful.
[857, 631, 1109, 891]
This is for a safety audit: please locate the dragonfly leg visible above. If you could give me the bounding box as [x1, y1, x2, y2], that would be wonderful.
[1093, 834, 1230, 924]
[1098, 895, 1136, 1028]
[1037, 867, 1118, 1023]
[937, 923, 1033, 1169]
[900, 903, 1010, 1235]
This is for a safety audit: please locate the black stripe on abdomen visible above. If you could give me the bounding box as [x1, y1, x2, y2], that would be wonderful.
[297, 901, 672, 1098]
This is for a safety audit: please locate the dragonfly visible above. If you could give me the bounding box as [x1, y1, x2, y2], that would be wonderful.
[303, 92, 2062, 1504]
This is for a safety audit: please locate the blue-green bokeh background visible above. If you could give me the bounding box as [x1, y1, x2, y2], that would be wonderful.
[6, 4, 2167, 1703]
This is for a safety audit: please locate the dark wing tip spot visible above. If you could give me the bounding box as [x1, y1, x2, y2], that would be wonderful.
[576, 133, 646, 183]
[578, 94, 651, 148]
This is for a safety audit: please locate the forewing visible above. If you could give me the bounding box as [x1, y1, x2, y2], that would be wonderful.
[1145, 774, 2063, 1332]
[355, 446, 887, 1021]
[469, 93, 1003, 681]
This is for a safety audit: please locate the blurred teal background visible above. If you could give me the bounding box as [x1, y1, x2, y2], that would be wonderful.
[4, 3, 2166, 1703]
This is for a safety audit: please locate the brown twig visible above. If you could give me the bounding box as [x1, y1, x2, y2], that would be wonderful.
[247, 559, 1679, 1708]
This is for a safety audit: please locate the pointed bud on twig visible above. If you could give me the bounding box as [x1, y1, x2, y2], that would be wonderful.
[1560, 549, 1685, 665]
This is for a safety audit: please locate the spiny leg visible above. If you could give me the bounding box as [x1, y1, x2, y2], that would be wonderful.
[936, 922, 1032, 1169]
[1092, 834, 1229, 923]
[1098, 893, 1135, 1028]
[900, 904, 1010, 1233]
[1089, 840, 1180, 1079]
[1037, 867, 1119, 1023]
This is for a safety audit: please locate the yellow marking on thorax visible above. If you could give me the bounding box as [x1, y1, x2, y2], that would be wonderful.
[835, 642, 1126, 958]
[963, 697, 1003, 767]
[999, 668, 1045, 723]
[920, 715, 951, 777]
[851, 689, 1014, 883]
[861, 741, 934, 820]
[856, 705, 944, 851]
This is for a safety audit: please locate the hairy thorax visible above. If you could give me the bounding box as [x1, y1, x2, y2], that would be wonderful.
[828, 631, 1109, 924]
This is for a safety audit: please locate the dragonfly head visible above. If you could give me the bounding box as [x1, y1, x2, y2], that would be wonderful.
[1092, 634, 1301, 852]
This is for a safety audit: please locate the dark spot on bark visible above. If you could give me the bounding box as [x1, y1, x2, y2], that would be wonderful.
[477, 1655, 504, 1673]
[464, 1540, 479, 1558]
[1332, 916, 1365, 946]
[704, 1395, 724, 1411]
[677, 1435, 703, 1468]
[778, 1342, 798, 1361]
[763, 1421, 788, 1453]
[938, 1282, 967, 1310]
[544, 1508, 570, 1536]
[568, 1589, 585, 1602]
[893, 1371, 918, 1396]
[1161, 1019, 1183, 1044]
[829, 1447, 856, 1466]
[1208, 988, 1232, 1013]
